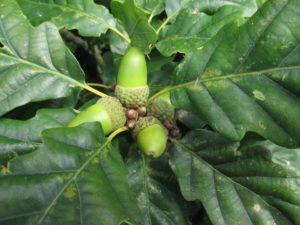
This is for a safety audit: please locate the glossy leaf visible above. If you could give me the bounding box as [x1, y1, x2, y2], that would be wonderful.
[170, 130, 299, 225]
[171, 0, 300, 147]
[0, 1, 85, 116]
[0, 124, 141, 225]
[156, 6, 244, 56]
[165, 0, 259, 17]
[111, 0, 157, 53]
[0, 108, 74, 164]
[16, 0, 120, 37]
[127, 152, 191, 225]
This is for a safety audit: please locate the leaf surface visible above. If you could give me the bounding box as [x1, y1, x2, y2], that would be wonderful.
[16, 0, 118, 37]
[0, 108, 74, 164]
[0, 124, 141, 225]
[127, 152, 191, 225]
[156, 6, 244, 56]
[111, 0, 157, 53]
[171, 0, 300, 147]
[170, 129, 300, 224]
[0, 0, 85, 116]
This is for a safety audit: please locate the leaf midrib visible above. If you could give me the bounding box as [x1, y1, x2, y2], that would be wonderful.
[36, 138, 111, 224]
[0, 52, 83, 88]
[172, 65, 300, 91]
[172, 140, 284, 224]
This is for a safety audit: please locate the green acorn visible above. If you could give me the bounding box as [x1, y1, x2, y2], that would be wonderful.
[115, 47, 149, 108]
[147, 91, 175, 122]
[68, 96, 126, 135]
[133, 117, 168, 158]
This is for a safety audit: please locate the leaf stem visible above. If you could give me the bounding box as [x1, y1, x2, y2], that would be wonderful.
[110, 27, 131, 44]
[108, 126, 129, 141]
[156, 17, 172, 34]
[79, 83, 107, 97]
[86, 82, 112, 90]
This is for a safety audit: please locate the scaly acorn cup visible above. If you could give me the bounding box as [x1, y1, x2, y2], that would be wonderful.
[133, 117, 168, 158]
[147, 91, 175, 122]
[115, 47, 149, 108]
[68, 96, 126, 135]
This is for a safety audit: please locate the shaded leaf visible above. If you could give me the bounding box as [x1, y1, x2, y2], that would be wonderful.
[156, 6, 244, 56]
[148, 63, 175, 95]
[0, 108, 74, 164]
[176, 110, 206, 130]
[0, 124, 141, 225]
[170, 130, 296, 225]
[175, 129, 300, 224]
[0, 0, 85, 116]
[127, 152, 191, 225]
[16, 0, 119, 37]
[111, 0, 157, 53]
[171, 0, 300, 147]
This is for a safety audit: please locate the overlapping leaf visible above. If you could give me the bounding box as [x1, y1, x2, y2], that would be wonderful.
[16, 0, 119, 37]
[0, 0, 85, 116]
[0, 108, 74, 164]
[170, 129, 300, 225]
[156, 6, 244, 56]
[127, 152, 191, 225]
[165, 0, 259, 21]
[0, 124, 141, 225]
[111, 0, 157, 53]
[135, 0, 165, 16]
[171, 0, 300, 147]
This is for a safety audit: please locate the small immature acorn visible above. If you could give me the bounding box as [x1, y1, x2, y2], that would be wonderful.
[137, 106, 147, 117]
[127, 119, 137, 129]
[126, 109, 139, 120]
[115, 47, 149, 108]
[68, 96, 126, 135]
[147, 91, 175, 123]
[133, 117, 168, 158]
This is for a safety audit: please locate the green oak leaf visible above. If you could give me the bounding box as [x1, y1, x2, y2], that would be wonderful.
[170, 0, 300, 147]
[156, 6, 244, 56]
[111, 0, 157, 53]
[0, 0, 85, 116]
[0, 108, 75, 164]
[16, 0, 123, 38]
[165, 0, 259, 17]
[170, 129, 300, 225]
[127, 152, 191, 225]
[0, 124, 141, 225]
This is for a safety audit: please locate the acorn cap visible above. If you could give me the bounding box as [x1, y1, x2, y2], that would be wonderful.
[115, 85, 149, 108]
[147, 95, 175, 122]
[132, 116, 167, 138]
[97, 96, 126, 131]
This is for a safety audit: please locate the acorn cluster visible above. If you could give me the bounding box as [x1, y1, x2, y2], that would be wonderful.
[68, 47, 179, 158]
